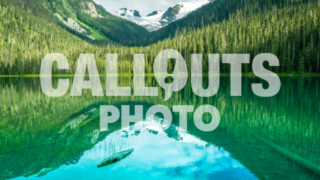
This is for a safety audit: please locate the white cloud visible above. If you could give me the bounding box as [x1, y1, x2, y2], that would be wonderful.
[93, 0, 191, 16]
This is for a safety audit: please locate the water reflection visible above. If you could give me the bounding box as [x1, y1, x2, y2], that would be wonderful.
[13, 120, 256, 180]
[0, 77, 319, 180]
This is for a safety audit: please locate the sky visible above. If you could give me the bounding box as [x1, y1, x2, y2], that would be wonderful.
[93, 0, 191, 16]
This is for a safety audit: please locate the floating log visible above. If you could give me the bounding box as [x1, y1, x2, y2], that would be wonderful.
[97, 148, 134, 168]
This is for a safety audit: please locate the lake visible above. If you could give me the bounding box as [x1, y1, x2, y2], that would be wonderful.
[0, 76, 319, 180]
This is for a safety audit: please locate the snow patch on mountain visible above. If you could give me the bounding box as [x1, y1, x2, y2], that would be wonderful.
[143, 11, 164, 21]
[116, 8, 163, 31]
[179, 0, 210, 14]
[161, 0, 211, 25]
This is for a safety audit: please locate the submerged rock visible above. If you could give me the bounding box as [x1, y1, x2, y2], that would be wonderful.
[97, 148, 134, 168]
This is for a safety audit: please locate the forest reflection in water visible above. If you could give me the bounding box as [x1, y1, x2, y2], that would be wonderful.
[0, 76, 319, 180]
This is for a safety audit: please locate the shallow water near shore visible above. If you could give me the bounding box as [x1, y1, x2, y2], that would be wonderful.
[0, 76, 319, 180]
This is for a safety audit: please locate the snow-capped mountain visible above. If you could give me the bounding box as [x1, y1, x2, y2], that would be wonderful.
[114, 0, 212, 32]
[161, 0, 212, 25]
[116, 8, 164, 31]
[116, 8, 141, 17]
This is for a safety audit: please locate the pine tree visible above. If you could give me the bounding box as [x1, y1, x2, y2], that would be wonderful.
[317, 52, 319, 73]
[298, 54, 305, 74]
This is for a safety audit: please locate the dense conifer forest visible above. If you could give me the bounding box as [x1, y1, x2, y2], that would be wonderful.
[0, 0, 320, 75]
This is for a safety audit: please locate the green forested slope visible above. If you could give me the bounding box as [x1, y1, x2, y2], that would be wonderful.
[4, 0, 148, 44]
[0, 0, 98, 75]
[142, 0, 319, 45]
[0, 0, 320, 75]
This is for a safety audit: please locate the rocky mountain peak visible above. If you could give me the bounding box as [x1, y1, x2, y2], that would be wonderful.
[117, 8, 141, 17]
[147, 11, 161, 17]
[161, 4, 183, 22]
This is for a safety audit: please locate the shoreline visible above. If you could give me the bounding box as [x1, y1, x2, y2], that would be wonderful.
[0, 73, 320, 78]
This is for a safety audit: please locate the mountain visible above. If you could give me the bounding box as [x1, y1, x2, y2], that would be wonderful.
[50, 0, 148, 44]
[115, 8, 164, 32]
[160, 0, 211, 26]
[98, 4, 106, 11]
[5, 0, 148, 45]
[114, 0, 211, 32]
[0, 0, 98, 75]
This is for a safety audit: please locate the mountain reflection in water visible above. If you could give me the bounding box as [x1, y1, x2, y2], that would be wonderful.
[13, 120, 256, 180]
